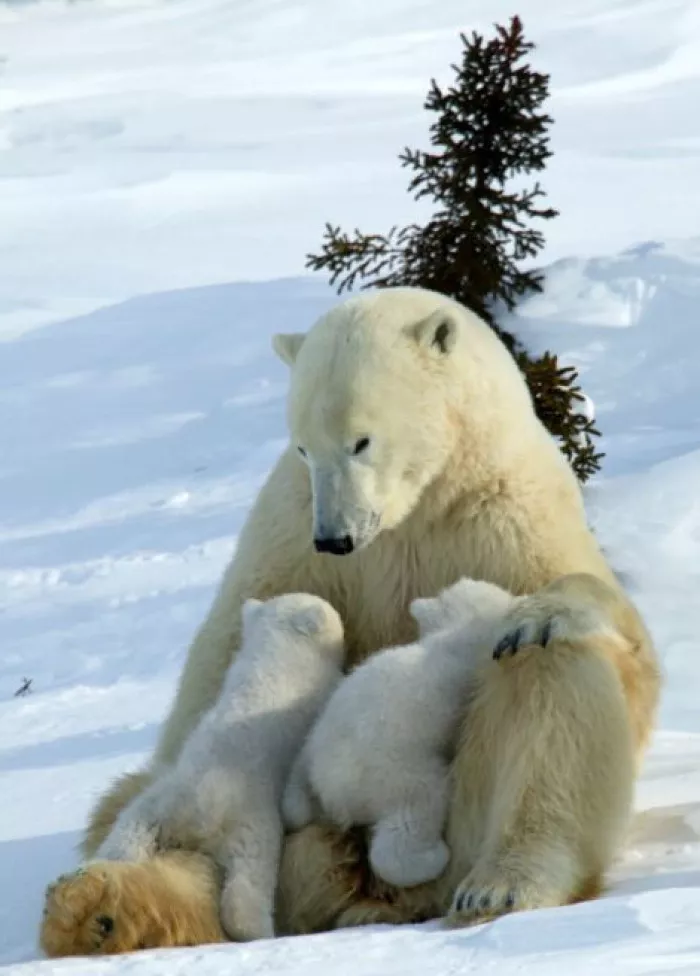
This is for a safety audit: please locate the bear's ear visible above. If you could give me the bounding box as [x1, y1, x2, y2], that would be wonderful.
[292, 603, 327, 638]
[408, 309, 459, 356]
[242, 597, 264, 630]
[409, 596, 443, 637]
[272, 333, 305, 366]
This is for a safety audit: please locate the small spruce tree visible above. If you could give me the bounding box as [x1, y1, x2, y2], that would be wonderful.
[306, 16, 602, 481]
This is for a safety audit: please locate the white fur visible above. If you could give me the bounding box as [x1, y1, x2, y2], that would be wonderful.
[282, 578, 518, 888]
[97, 593, 344, 941]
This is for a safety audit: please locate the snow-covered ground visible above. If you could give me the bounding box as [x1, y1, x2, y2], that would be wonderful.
[1, 1, 700, 973]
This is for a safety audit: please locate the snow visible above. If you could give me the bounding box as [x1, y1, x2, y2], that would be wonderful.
[1, 0, 700, 973]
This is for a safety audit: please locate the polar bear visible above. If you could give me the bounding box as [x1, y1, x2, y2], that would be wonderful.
[43, 594, 343, 954]
[40, 286, 660, 955]
[283, 578, 519, 888]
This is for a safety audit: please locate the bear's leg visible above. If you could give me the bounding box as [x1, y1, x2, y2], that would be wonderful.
[335, 899, 421, 928]
[277, 823, 443, 934]
[40, 852, 224, 957]
[219, 812, 282, 942]
[446, 616, 635, 927]
[276, 824, 366, 935]
[369, 762, 450, 888]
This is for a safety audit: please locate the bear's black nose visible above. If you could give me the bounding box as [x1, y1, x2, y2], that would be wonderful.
[314, 535, 355, 556]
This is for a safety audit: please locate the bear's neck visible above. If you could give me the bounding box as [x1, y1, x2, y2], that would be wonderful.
[420, 404, 573, 525]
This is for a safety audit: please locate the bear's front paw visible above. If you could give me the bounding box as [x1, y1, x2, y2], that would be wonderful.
[447, 854, 577, 927]
[492, 597, 609, 661]
[447, 873, 519, 925]
[493, 614, 554, 660]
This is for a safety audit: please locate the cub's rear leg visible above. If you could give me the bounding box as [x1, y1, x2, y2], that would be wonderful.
[369, 760, 450, 888]
[219, 809, 282, 942]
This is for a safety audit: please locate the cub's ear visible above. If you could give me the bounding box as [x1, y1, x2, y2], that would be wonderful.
[409, 595, 443, 637]
[292, 603, 328, 638]
[408, 309, 459, 356]
[242, 597, 264, 630]
[272, 333, 305, 366]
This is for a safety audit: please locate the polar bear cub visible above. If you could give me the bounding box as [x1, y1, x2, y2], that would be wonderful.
[97, 593, 344, 941]
[282, 578, 521, 888]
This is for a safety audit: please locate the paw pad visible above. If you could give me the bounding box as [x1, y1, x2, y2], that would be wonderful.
[96, 915, 114, 936]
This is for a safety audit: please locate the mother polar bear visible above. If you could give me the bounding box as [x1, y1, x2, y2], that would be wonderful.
[40, 286, 660, 954]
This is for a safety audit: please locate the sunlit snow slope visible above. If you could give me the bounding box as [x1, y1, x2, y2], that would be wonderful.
[2, 1, 700, 973]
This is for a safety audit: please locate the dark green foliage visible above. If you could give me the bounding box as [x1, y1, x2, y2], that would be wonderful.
[518, 352, 604, 481]
[306, 16, 603, 481]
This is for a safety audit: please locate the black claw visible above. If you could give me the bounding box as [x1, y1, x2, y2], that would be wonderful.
[540, 620, 552, 647]
[479, 894, 491, 911]
[466, 893, 474, 910]
[494, 627, 522, 661]
[493, 638, 507, 661]
[455, 892, 466, 913]
[96, 915, 114, 937]
[505, 891, 515, 909]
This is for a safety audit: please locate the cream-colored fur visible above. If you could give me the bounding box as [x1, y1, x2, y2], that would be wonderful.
[40, 286, 661, 956]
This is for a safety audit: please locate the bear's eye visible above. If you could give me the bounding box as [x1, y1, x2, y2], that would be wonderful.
[351, 437, 370, 456]
[297, 446, 307, 458]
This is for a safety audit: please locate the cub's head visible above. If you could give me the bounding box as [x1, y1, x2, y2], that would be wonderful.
[273, 287, 529, 556]
[410, 577, 518, 638]
[242, 593, 345, 661]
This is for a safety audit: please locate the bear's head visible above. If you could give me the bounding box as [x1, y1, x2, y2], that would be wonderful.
[242, 593, 345, 661]
[410, 577, 519, 638]
[273, 286, 533, 556]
